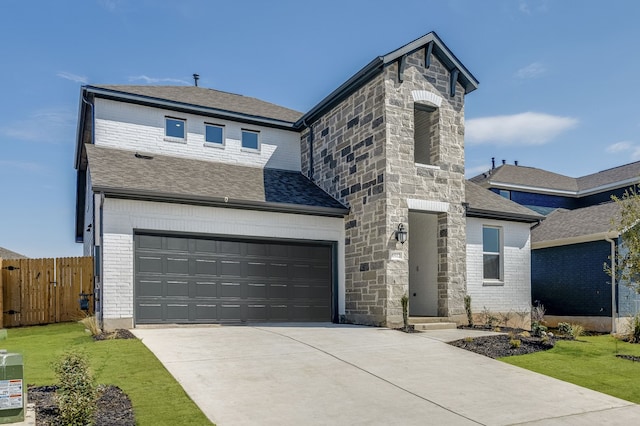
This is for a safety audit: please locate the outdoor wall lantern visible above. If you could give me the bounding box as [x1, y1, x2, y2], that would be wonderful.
[395, 223, 408, 244]
[79, 292, 92, 312]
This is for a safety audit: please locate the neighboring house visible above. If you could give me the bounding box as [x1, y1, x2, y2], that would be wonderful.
[471, 161, 640, 331]
[0, 247, 27, 259]
[74, 31, 540, 330]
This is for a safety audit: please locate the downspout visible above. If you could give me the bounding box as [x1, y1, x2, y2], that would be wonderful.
[606, 236, 617, 334]
[97, 192, 105, 327]
[302, 119, 314, 182]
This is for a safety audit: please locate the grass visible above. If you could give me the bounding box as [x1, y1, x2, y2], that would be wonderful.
[501, 335, 640, 403]
[4, 322, 212, 425]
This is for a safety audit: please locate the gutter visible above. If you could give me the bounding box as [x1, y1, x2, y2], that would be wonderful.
[93, 187, 350, 218]
[465, 207, 544, 224]
[605, 236, 617, 334]
[532, 231, 619, 250]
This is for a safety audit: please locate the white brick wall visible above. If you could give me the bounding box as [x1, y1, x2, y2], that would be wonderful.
[94, 98, 302, 170]
[100, 198, 345, 322]
[466, 217, 532, 313]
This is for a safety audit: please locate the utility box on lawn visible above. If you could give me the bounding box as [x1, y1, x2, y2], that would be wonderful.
[0, 351, 23, 424]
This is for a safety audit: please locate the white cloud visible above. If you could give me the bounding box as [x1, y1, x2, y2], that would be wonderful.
[0, 109, 76, 144]
[57, 71, 88, 84]
[519, 0, 531, 14]
[128, 75, 190, 85]
[466, 112, 578, 145]
[606, 141, 640, 160]
[515, 62, 547, 79]
[606, 141, 633, 153]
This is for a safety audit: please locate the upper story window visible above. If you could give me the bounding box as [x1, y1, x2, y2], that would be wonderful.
[241, 129, 259, 150]
[499, 190, 511, 200]
[482, 226, 502, 281]
[414, 104, 438, 165]
[205, 124, 224, 146]
[165, 117, 186, 141]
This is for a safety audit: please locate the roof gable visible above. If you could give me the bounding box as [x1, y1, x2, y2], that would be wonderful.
[465, 181, 544, 223]
[87, 85, 303, 125]
[296, 31, 478, 127]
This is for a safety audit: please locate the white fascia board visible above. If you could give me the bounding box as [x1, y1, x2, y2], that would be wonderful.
[532, 232, 619, 249]
[490, 182, 578, 197]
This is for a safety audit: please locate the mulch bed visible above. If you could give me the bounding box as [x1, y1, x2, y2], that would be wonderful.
[28, 384, 135, 426]
[449, 332, 556, 358]
[28, 328, 138, 425]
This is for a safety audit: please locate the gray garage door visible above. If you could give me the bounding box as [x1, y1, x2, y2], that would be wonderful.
[134, 233, 334, 324]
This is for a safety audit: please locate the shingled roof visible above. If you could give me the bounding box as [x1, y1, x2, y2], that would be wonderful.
[471, 162, 640, 196]
[85, 145, 347, 217]
[0, 247, 27, 259]
[465, 181, 544, 223]
[531, 202, 620, 248]
[87, 85, 304, 125]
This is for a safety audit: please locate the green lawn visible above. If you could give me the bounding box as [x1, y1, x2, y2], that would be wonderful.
[501, 335, 640, 403]
[4, 322, 212, 425]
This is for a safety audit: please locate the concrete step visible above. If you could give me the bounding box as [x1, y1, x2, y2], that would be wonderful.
[409, 317, 452, 324]
[413, 322, 458, 331]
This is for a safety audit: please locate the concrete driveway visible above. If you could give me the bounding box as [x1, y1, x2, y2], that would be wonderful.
[132, 324, 640, 425]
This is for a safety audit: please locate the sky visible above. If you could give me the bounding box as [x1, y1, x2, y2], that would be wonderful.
[1, 0, 640, 258]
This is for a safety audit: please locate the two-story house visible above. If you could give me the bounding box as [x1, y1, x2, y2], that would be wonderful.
[471, 161, 640, 331]
[74, 32, 542, 330]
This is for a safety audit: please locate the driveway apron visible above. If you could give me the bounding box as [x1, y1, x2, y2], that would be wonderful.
[132, 324, 640, 426]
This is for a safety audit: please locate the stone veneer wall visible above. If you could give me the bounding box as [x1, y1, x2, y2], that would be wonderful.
[300, 73, 388, 325]
[383, 50, 467, 324]
[301, 48, 468, 326]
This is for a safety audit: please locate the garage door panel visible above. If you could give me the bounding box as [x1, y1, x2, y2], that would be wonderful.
[137, 280, 162, 297]
[135, 234, 333, 324]
[166, 237, 189, 252]
[195, 281, 217, 297]
[167, 280, 189, 297]
[219, 282, 241, 298]
[137, 256, 162, 274]
[219, 260, 241, 276]
[195, 259, 217, 276]
[166, 304, 189, 321]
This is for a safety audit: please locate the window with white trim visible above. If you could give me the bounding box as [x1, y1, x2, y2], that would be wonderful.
[165, 117, 186, 141]
[482, 226, 502, 281]
[241, 129, 259, 150]
[205, 123, 224, 146]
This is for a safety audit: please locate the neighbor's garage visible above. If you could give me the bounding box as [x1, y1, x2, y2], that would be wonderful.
[134, 233, 334, 324]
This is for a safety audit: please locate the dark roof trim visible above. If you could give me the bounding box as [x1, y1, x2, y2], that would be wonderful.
[95, 186, 350, 218]
[295, 32, 478, 128]
[466, 207, 543, 224]
[83, 86, 298, 130]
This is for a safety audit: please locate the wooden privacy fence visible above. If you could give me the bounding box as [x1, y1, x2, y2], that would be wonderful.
[0, 256, 93, 328]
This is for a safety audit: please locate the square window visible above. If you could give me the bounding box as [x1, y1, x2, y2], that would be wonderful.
[482, 226, 502, 281]
[205, 124, 224, 145]
[165, 117, 186, 140]
[242, 130, 259, 150]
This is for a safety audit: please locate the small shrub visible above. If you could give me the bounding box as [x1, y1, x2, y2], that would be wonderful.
[558, 322, 572, 335]
[464, 295, 473, 327]
[52, 351, 97, 426]
[515, 309, 530, 329]
[464, 336, 474, 343]
[628, 314, 640, 343]
[481, 306, 499, 329]
[79, 315, 101, 337]
[532, 322, 548, 337]
[400, 294, 409, 331]
[499, 311, 513, 328]
[509, 339, 522, 349]
[519, 331, 531, 338]
[570, 323, 584, 339]
[531, 302, 546, 324]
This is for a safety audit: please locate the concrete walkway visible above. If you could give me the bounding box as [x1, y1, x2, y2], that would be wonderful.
[132, 324, 640, 426]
